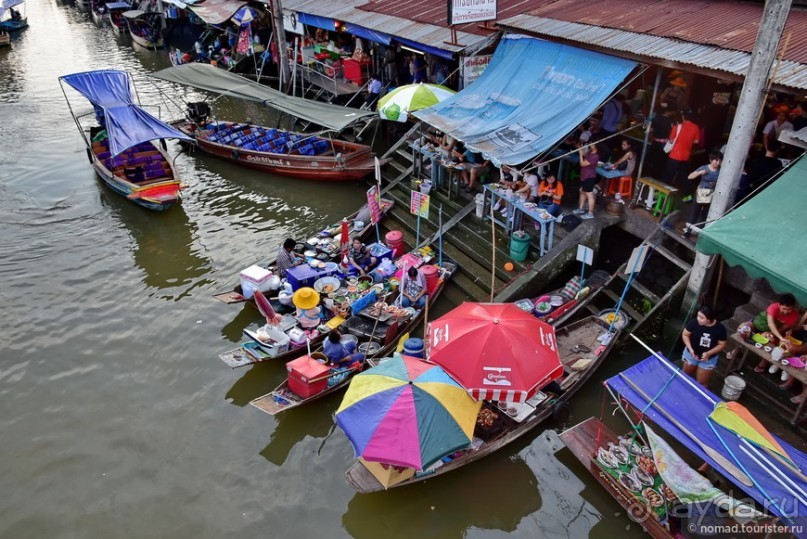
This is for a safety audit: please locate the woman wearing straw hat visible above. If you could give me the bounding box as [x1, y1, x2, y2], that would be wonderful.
[292, 287, 322, 330]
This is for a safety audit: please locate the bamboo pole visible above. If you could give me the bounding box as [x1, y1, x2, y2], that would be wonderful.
[490, 195, 496, 302]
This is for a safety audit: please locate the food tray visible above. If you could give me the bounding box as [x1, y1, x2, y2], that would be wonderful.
[359, 306, 393, 322]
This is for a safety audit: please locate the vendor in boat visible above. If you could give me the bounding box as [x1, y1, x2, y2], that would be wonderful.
[276, 238, 304, 278]
[292, 287, 322, 331]
[323, 329, 365, 368]
[400, 266, 427, 309]
[681, 305, 727, 387]
[348, 237, 377, 276]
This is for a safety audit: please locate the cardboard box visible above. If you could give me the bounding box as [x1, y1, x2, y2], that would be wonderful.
[287, 355, 331, 398]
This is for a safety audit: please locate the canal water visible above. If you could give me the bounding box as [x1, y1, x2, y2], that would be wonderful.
[0, 3, 660, 537]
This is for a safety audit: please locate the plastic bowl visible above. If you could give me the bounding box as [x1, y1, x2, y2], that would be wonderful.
[752, 334, 770, 345]
[314, 276, 341, 294]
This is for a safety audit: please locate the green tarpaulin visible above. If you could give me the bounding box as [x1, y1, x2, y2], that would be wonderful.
[152, 64, 375, 132]
[697, 155, 807, 305]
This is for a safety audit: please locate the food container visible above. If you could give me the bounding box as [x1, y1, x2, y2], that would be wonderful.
[304, 250, 317, 258]
[314, 276, 341, 295]
[305, 237, 320, 250]
[515, 299, 534, 313]
[549, 295, 564, 307]
[358, 341, 381, 355]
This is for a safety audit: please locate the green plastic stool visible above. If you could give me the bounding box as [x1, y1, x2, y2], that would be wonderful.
[652, 191, 677, 218]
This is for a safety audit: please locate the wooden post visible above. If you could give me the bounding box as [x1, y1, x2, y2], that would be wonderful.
[685, 0, 793, 313]
[269, 0, 291, 90]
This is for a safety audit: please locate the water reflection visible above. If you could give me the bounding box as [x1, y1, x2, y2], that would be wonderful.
[220, 303, 261, 342]
[342, 447, 542, 538]
[224, 362, 285, 407]
[99, 189, 212, 298]
[259, 404, 338, 467]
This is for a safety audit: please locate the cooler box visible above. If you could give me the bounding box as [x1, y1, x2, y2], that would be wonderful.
[240, 265, 274, 299]
[287, 355, 331, 398]
[367, 242, 393, 262]
[286, 265, 320, 291]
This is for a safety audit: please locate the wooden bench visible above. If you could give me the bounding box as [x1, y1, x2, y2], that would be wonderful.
[635, 177, 678, 220]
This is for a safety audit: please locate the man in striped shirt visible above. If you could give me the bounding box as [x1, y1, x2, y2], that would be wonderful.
[276, 238, 303, 277]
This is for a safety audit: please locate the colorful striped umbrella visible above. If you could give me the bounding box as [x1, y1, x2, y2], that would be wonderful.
[377, 83, 456, 123]
[428, 302, 564, 403]
[335, 354, 481, 470]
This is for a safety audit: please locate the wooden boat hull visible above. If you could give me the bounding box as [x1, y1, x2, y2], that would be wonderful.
[131, 32, 163, 49]
[89, 140, 181, 211]
[250, 366, 356, 415]
[90, 8, 106, 26]
[559, 417, 674, 539]
[0, 34, 10, 48]
[177, 121, 379, 182]
[345, 315, 620, 492]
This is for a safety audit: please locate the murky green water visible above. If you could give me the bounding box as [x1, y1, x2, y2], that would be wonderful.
[0, 3, 658, 537]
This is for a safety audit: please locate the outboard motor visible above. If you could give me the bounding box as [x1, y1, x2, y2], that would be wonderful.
[186, 101, 210, 125]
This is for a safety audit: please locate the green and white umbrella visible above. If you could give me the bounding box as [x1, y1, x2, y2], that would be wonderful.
[377, 83, 456, 123]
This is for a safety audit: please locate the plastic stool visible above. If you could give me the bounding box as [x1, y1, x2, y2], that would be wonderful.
[606, 176, 633, 199]
[568, 169, 580, 184]
[652, 191, 677, 217]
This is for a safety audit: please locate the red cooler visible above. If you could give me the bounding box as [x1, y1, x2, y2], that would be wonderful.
[420, 265, 440, 295]
[385, 230, 404, 258]
[287, 355, 330, 398]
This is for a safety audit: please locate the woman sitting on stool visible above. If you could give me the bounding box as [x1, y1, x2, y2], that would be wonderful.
[323, 329, 365, 368]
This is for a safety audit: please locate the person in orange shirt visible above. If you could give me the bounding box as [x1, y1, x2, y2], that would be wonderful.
[663, 110, 700, 201]
[537, 174, 564, 217]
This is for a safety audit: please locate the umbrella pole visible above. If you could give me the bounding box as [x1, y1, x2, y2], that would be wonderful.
[490, 199, 496, 302]
[416, 213, 420, 248]
[423, 294, 429, 344]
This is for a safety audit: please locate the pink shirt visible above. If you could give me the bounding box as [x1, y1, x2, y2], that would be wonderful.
[767, 303, 799, 329]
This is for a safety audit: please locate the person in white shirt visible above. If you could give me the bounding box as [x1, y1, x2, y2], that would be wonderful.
[762, 111, 793, 151]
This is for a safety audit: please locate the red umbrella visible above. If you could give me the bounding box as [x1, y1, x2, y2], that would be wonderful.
[427, 302, 563, 403]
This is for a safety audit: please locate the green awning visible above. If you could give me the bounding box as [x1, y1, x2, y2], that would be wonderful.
[152, 64, 375, 132]
[696, 155, 807, 305]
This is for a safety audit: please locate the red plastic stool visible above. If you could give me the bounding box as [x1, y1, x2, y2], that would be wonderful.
[606, 176, 633, 199]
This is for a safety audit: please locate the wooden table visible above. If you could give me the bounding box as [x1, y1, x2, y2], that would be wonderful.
[634, 177, 678, 220]
[726, 333, 807, 425]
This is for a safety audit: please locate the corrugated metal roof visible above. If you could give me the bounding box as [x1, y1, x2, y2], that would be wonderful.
[281, 0, 488, 54]
[516, 0, 807, 65]
[499, 14, 807, 90]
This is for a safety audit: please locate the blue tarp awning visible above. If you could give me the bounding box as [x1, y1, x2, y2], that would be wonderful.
[396, 36, 453, 61]
[606, 355, 807, 535]
[345, 22, 391, 46]
[297, 12, 335, 32]
[60, 70, 192, 156]
[414, 34, 636, 166]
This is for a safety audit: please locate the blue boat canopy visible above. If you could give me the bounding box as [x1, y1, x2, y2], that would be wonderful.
[60, 69, 192, 156]
[414, 34, 636, 166]
[607, 355, 807, 534]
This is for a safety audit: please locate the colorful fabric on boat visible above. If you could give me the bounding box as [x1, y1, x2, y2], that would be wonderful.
[607, 355, 807, 534]
[60, 70, 192, 156]
[645, 422, 722, 503]
[646, 423, 763, 521]
[709, 402, 794, 467]
[335, 354, 481, 470]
